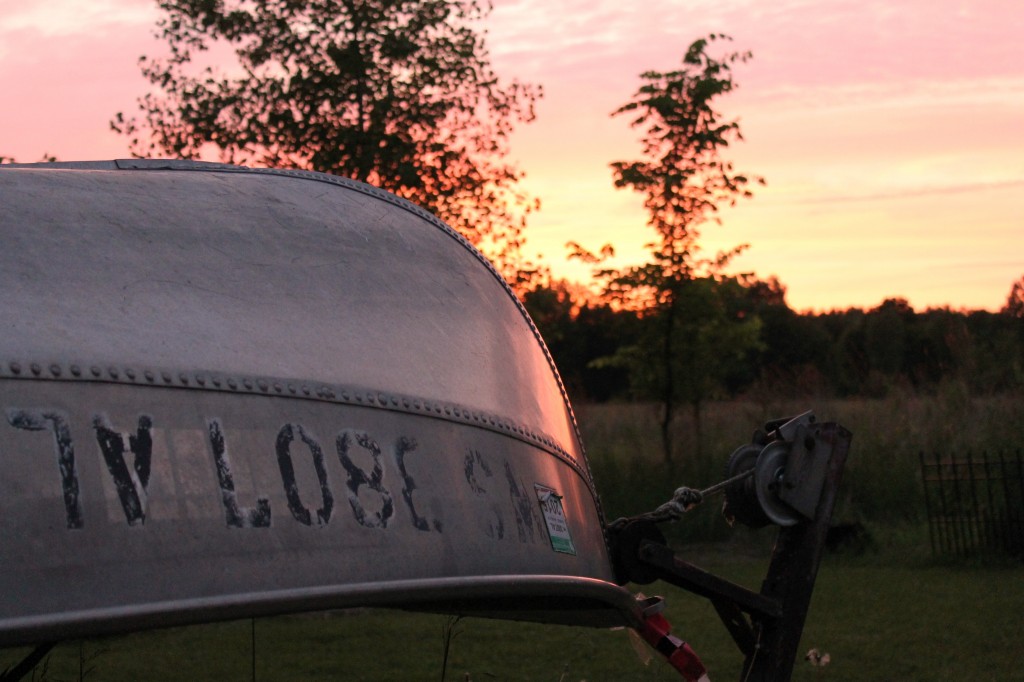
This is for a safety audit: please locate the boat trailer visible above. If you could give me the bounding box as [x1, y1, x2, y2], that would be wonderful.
[608, 411, 851, 681]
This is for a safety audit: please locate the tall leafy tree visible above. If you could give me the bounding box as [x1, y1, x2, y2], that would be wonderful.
[1003, 275, 1024, 319]
[112, 0, 542, 284]
[998, 275, 1024, 389]
[572, 34, 764, 461]
[0, 153, 58, 164]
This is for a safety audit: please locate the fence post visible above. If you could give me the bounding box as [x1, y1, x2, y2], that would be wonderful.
[953, 456, 971, 556]
[922, 450, 1024, 560]
[967, 451, 983, 554]
[920, 451, 937, 557]
[1014, 450, 1024, 556]
[982, 451, 998, 552]
[934, 451, 951, 556]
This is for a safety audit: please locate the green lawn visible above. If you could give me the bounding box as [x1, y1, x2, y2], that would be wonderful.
[5, 543, 1022, 681]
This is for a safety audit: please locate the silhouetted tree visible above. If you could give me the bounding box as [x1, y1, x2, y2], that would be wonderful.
[737, 276, 831, 396]
[823, 308, 872, 395]
[113, 0, 542, 285]
[0, 154, 58, 164]
[571, 35, 764, 461]
[523, 280, 638, 402]
[865, 298, 912, 378]
[1003, 275, 1024, 319]
[907, 309, 958, 385]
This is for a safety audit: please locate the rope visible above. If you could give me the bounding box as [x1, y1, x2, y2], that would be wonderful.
[609, 467, 755, 530]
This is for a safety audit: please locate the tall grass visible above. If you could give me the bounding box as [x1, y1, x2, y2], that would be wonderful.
[577, 386, 1024, 542]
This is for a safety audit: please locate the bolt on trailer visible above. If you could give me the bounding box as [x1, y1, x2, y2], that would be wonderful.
[0, 160, 850, 681]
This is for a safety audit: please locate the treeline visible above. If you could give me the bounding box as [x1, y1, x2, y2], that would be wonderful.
[523, 277, 1024, 403]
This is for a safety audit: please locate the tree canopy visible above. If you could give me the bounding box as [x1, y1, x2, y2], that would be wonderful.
[113, 0, 542, 284]
[1003, 275, 1024, 319]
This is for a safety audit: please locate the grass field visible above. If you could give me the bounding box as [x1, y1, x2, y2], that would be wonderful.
[5, 544, 1022, 681]
[4, 394, 1022, 680]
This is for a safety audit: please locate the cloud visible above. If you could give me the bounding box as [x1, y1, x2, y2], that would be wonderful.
[490, 0, 1024, 91]
[0, 12, 162, 161]
[790, 179, 1024, 206]
[746, 75, 1024, 113]
[0, 0, 158, 38]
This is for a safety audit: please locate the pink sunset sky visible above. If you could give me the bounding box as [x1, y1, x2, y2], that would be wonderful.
[1, 0, 1021, 312]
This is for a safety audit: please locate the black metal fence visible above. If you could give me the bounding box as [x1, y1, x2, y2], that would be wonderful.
[920, 450, 1024, 559]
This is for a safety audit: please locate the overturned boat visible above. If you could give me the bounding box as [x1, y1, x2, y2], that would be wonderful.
[0, 160, 850, 681]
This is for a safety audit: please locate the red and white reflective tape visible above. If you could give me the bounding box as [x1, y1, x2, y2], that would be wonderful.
[636, 610, 710, 682]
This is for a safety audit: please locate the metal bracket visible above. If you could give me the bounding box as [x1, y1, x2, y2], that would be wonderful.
[610, 421, 852, 681]
[0, 643, 56, 682]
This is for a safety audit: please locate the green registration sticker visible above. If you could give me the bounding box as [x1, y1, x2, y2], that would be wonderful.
[535, 484, 576, 555]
